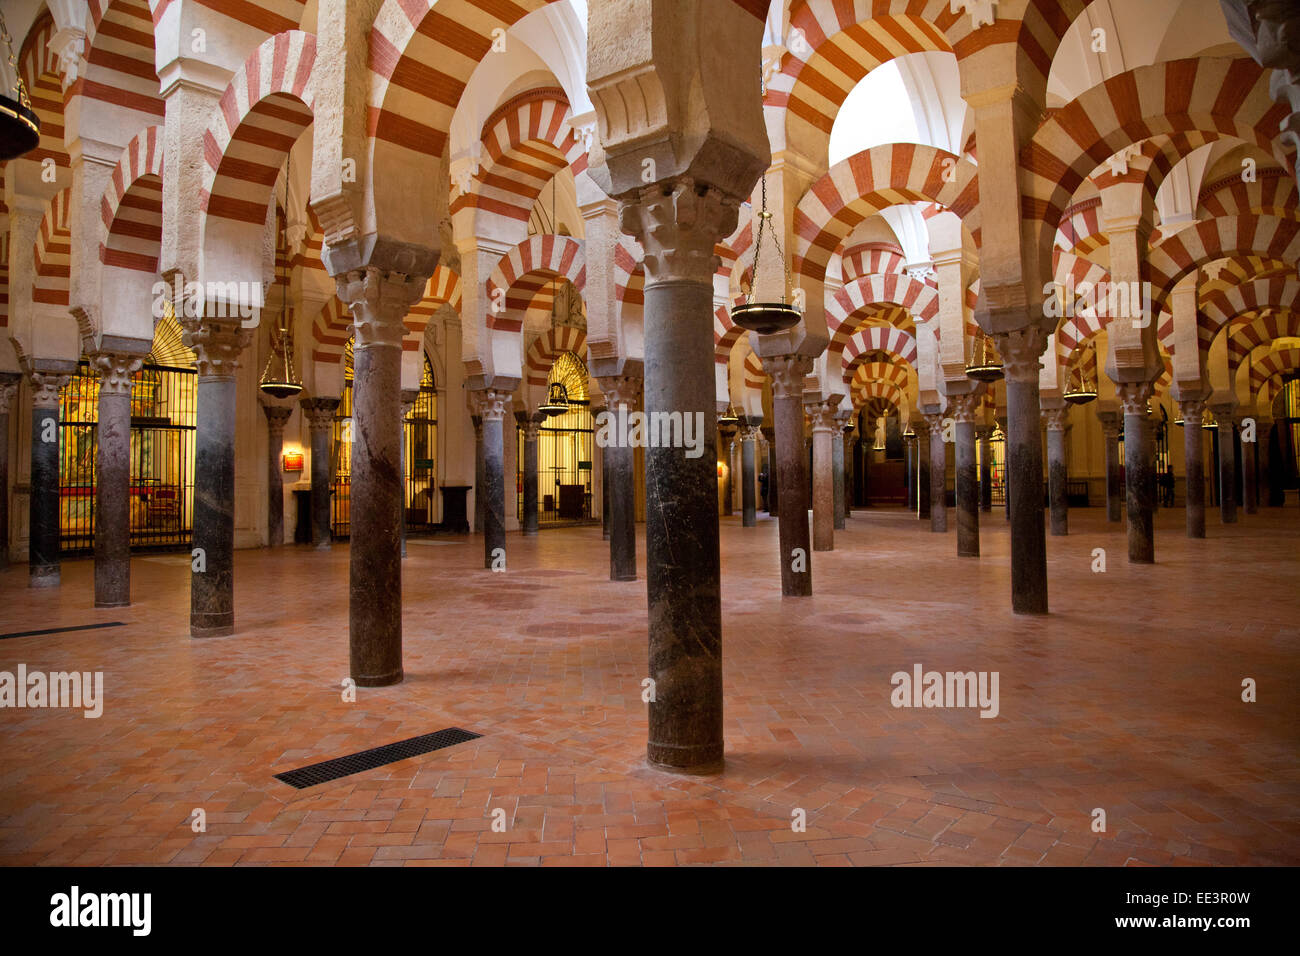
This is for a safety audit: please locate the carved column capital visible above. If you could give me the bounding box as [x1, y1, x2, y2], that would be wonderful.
[29, 371, 71, 409]
[1177, 398, 1206, 427]
[400, 388, 419, 418]
[521, 419, 541, 441]
[299, 396, 341, 430]
[596, 374, 642, 411]
[91, 351, 145, 396]
[1042, 406, 1070, 431]
[761, 354, 814, 399]
[470, 388, 509, 423]
[262, 403, 294, 433]
[335, 267, 426, 349]
[183, 319, 253, 380]
[947, 393, 980, 425]
[739, 423, 763, 442]
[1116, 381, 1155, 417]
[0, 372, 23, 414]
[1211, 402, 1238, 429]
[911, 418, 931, 439]
[993, 326, 1048, 383]
[619, 178, 739, 286]
[807, 401, 838, 434]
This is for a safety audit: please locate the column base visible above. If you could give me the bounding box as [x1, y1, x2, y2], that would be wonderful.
[29, 567, 59, 588]
[612, 572, 636, 583]
[314, 541, 332, 552]
[95, 599, 130, 609]
[353, 670, 403, 688]
[647, 745, 724, 776]
[191, 622, 235, 638]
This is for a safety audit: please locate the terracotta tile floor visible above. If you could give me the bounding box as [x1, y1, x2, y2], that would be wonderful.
[1, 504, 1297, 867]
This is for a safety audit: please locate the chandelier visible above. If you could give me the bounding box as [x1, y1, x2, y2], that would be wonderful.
[718, 404, 740, 427]
[539, 381, 569, 417]
[730, 175, 801, 335]
[259, 155, 303, 399]
[1063, 344, 1098, 405]
[0, 10, 40, 161]
[965, 331, 1004, 382]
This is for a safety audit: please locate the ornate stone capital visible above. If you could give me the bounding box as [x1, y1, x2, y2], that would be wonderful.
[1042, 406, 1070, 432]
[596, 374, 642, 411]
[1211, 402, 1238, 428]
[470, 389, 509, 423]
[993, 326, 1048, 383]
[619, 179, 739, 287]
[262, 403, 294, 433]
[299, 396, 341, 430]
[182, 319, 252, 380]
[400, 388, 419, 418]
[0, 373, 22, 414]
[521, 419, 541, 441]
[29, 371, 71, 409]
[911, 418, 931, 439]
[808, 402, 838, 434]
[947, 393, 980, 425]
[92, 351, 145, 396]
[335, 267, 426, 349]
[1116, 381, 1154, 417]
[761, 354, 814, 399]
[739, 423, 763, 442]
[1177, 398, 1206, 427]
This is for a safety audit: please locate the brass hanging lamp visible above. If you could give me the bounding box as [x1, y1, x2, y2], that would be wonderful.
[539, 381, 569, 418]
[259, 155, 303, 399]
[1063, 343, 1098, 405]
[731, 174, 801, 336]
[718, 404, 740, 427]
[965, 330, 1004, 382]
[0, 10, 40, 161]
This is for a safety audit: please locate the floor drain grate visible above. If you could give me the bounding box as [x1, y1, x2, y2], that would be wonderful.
[273, 727, 482, 789]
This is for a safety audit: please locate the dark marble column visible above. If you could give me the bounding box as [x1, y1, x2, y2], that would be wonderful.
[1119, 382, 1156, 563]
[27, 369, 72, 588]
[977, 425, 993, 512]
[951, 395, 979, 557]
[299, 397, 339, 549]
[622, 184, 733, 773]
[1097, 410, 1122, 522]
[596, 375, 640, 581]
[1043, 404, 1069, 537]
[810, 402, 835, 551]
[601, 441, 611, 539]
[832, 415, 846, 530]
[914, 421, 931, 520]
[336, 268, 425, 684]
[740, 424, 757, 527]
[763, 355, 814, 596]
[719, 424, 736, 516]
[842, 423, 854, 517]
[472, 389, 509, 571]
[994, 327, 1049, 614]
[472, 414, 485, 533]
[0, 374, 18, 572]
[262, 402, 293, 550]
[764, 427, 778, 515]
[925, 411, 946, 532]
[186, 321, 251, 634]
[1213, 404, 1237, 524]
[1177, 398, 1206, 538]
[1242, 416, 1259, 514]
[904, 434, 915, 512]
[520, 417, 540, 535]
[93, 352, 145, 607]
[399, 389, 417, 558]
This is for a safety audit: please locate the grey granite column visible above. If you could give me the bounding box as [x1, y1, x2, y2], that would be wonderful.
[623, 184, 733, 773]
[94, 351, 145, 607]
[596, 375, 640, 581]
[764, 427, 778, 515]
[994, 327, 1049, 614]
[1242, 417, 1258, 514]
[764, 355, 814, 595]
[810, 402, 835, 552]
[842, 422, 854, 517]
[262, 402, 293, 549]
[1177, 398, 1206, 538]
[601, 442, 611, 538]
[1213, 404, 1237, 524]
[336, 268, 425, 684]
[185, 321, 251, 634]
[977, 425, 993, 512]
[951, 395, 979, 557]
[27, 369, 72, 588]
[399, 389, 418, 558]
[832, 415, 846, 530]
[1098, 410, 1122, 522]
[925, 411, 946, 532]
[472, 414, 485, 533]
[914, 421, 931, 520]
[299, 397, 339, 549]
[740, 423, 757, 527]
[1119, 382, 1156, 563]
[0, 374, 18, 571]
[521, 417, 540, 535]
[905, 435, 915, 512]
[472, 389, 509, 570]
[719, 424, 736, 516]
[1043, 405, 1069, 537]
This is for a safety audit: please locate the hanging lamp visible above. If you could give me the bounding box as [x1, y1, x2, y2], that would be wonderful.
[0, 10, 40, 161]
[718, 405, 740, 427]
[965, 330, 1004, 382]
[539, 381, 569, 418]
[1063, 344, 1098, 405]
[259, 155, 303, 399]
[731, 174, 801, 336]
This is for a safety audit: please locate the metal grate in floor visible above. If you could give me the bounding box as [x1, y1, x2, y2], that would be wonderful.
[273, 727, 482, 789]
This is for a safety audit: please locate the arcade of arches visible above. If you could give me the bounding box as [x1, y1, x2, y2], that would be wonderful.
[0, 0, 1297, 867]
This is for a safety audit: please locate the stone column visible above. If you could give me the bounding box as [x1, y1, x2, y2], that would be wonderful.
[601, 443, 611, 539]
[1213, 404, 1237, 524]
[1118, 382, 1156, 563]
[904, 434, 915, 512]
[399, 389, 418, 557]
[764, 427, 778, 515]
[719, 424, 737, 516]
[739, 423, 758, 527]
[596, 375, 640, 581]
[924, 411, 947, 532]
[977, 425, 993, 512]
[842, 422, 854, 517]
[622, 182, 735, 772]
[471, 389, 509, 570]
[764, 355, 814, 595]
[994, 327, 1049, 614]
[299, 397, 339, 549]
[521, 417, 540, 535]
[832, 415, 846, 530]
[336, 268, 424, 684]
[1242, 416, 1259, 514]
[0, 374, 18, 571]
[262, 403, 293, 549]
[472, 414, 485, 532]
[914, 420, 932, 520]
[92, 352, 144, 607]
[1177, 398, 1206, 538]
[1098, 410, 1122, 522]
[186, 321, 251, 634]
[1043, 405, 1070, 537]
[809, 402, 836, 552]
[27, 370, 72, 588]
[950, 395, 980, 557]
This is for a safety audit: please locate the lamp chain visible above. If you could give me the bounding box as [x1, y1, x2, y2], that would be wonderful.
[0, 11, 33, 111]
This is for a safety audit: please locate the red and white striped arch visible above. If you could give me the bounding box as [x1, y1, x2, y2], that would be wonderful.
[452, 89, 588, 230]
[150, 0, 305, 32]
[1198, 166, 1297, 221]
[405, 264, 464, 343]
[1199, 254, 1293, 297]
[714, 305, 746, 365]
[1202, 277, 1300, 354]
[1225, 310, 1300, 372]
[100, 125, 164, 273]
[793, 143, 979, 283]
[851, 378, 908, 411]
[840, 241, 907, 282]
[33, 189, 73, 308]
[1055, 197, 1105, 264]
[200, 31, 316, 226]
[827, 272, 939, 352]
[1251, 347, 1300, 399]
[17, 11, 69, 170]
[77, 0, 164, 122]
[484, 235, 585, 334]
[1149, 216, 1300, 307]
[847, 359, 910, 394]
[0, 233, 9, 328]
[614, 236, 644, 318]
[525, 325, 587, 388]
[840, 326, 919, 380]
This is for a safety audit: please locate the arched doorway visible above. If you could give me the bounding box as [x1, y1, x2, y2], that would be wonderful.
[521, 350, 597, 527]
